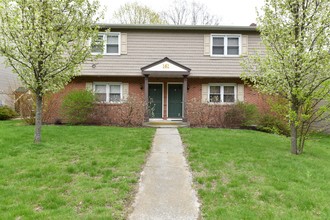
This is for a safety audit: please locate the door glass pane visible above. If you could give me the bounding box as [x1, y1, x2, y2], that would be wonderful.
[212, 46, 224, 55]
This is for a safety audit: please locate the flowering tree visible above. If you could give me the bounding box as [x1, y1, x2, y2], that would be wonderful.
[0, 0, 102, 143]
[242, 0, 330, 154]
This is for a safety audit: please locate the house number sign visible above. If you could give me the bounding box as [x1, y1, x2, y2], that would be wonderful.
[162, 63, 170, 69]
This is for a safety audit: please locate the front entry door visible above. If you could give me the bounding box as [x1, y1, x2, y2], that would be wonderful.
[148, 84, 162, 118]
[168, 84, 183, 118]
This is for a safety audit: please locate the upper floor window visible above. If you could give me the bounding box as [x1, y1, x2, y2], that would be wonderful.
[211, 35, 240, 56]
[209, 84, 236, 103]
[91, 33, 120, 55]
[94, 83, 122, 103]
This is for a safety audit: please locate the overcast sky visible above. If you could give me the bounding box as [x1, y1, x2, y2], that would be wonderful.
[99, 0, 265, 26]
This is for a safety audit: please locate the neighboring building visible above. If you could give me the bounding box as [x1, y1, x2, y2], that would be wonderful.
[0, 57, 19, 108]
[48, 24, 270, 125]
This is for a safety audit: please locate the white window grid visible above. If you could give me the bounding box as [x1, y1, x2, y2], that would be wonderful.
[210, 34, 241, 56]
[208, 83, 237, 103]
[91, 32, 121, 55]
[93, 82, 123, 103]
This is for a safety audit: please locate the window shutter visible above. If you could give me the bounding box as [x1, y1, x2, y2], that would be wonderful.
[86, 82, 93, 91]
[237, 84, 244, 102]
[121, 33, 127, 55]
[242, 35, 248, 56]
[122, 83, 129, 101]
[202, 84, 209, 103]
[204, 34, 210, 56]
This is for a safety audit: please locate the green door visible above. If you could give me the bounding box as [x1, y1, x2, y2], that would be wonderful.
[148, 84, 162, 118]
[168, 84, 183, 118]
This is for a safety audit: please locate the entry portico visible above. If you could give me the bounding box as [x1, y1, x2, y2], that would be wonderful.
[141, 57, 190, 122]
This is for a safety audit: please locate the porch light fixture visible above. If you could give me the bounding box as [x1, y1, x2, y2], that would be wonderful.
[140, 83, 144, 90]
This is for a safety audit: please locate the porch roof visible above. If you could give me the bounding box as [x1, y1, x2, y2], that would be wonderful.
[141, 57, 191, 77]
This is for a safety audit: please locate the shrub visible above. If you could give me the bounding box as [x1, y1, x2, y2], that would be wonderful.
[186, 98, 227, 127]
[257, 114, 290, 136]
[61, 90, 95, 124]
[16, 92, 59, 125]
[116, 95, 146, 126]
[88, 95, 147, 126]
[88, 103, 113, 125]
[224, 102, 259, 128]
[17, 92, 35, 124]
[0, 106, 18, 120]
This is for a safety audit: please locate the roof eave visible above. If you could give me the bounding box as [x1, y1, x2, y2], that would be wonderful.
[96, 24, 258, 32]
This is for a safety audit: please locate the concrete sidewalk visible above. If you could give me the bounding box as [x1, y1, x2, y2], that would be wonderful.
[129, 128, 200, 220]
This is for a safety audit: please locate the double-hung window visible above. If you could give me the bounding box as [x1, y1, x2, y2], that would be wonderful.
[94, 83, 122, 103]
[211, 35, 240, 56]
[91, 32, 120, 55]
[106, 34, 119, 54]
[91, 34, 104, 54]
[209, 84, 236, 103]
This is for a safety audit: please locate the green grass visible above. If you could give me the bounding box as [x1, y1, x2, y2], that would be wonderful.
[179, 128, 330, 219]
[0, 120, 155, 219]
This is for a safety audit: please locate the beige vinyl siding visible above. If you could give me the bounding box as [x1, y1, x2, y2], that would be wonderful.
[248, 34, 265, 55]
[0, 57, 19, 107]
[82, 31, 264, 78]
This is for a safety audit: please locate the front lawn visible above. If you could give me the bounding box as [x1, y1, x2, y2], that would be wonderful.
[0, 120, 155, 219]
[180, 128, 330, 219]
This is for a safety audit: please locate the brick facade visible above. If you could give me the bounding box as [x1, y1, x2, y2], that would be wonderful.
[45, 76, 270, 126]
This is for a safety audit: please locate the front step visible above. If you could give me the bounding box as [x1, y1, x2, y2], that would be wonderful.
[143, 120, 190, 128]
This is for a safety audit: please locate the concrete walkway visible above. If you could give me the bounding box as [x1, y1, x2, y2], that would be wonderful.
[129, 128, 200, 220]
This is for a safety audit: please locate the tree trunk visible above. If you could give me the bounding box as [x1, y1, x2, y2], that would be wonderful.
[290, 121, 298, 154]
[34, 93, 43, 143]
[290, 101, 299, 155]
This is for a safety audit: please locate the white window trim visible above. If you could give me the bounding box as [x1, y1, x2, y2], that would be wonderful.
[210, 34, 241, 57]
[208, 83, 237, 104]
[93, 82, 123, 103]
[91, 32, 121, 56]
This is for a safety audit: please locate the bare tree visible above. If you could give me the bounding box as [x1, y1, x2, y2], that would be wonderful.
[190, 1, 220, 25]
[162, 0, 221, 25]
[113, 2, 166, 24]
